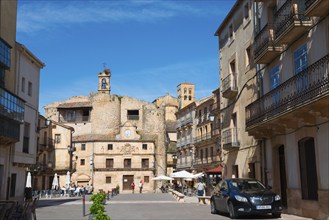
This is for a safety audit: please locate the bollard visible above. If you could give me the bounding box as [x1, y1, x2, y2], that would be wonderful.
[82, 190, 86, 216]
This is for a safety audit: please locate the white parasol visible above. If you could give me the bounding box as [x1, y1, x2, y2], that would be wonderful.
[152, 175, 174, 181]
[65, 171, 71, 188]
[170, 170, 195, 193]
[52, 173, 59, 190]
[26, 172, 32, 188]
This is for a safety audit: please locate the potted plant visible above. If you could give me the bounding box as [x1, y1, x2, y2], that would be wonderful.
[89, 193, 110, 220]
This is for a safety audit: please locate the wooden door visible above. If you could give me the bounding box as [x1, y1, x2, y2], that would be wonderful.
[122, 175, 134, 190]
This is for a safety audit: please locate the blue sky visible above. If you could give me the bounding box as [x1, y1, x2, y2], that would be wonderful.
[16, 0, 235, 113]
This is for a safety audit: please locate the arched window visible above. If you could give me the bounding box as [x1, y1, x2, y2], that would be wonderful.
[101, 78, 106, 89]
[298, 137, 318, 200]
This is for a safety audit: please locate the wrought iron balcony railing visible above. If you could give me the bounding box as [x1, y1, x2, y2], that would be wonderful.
[254, 24, 275, 58]
[222, 73, 238, 98]
[274, 0, 310, 40]
[222, 127, 239, 147]
[194, 132, 212, 144]
[246, 53, 329, 128]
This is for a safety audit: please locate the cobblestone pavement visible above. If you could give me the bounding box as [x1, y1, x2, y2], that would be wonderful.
[35, 193, 313, 220]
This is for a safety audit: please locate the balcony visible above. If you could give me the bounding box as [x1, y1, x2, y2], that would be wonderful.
[59, 115, 90, 123]
[222, 127, 239, 149]
[246, 54, 329, 138]
[194, 133, 212, 144]
[274, 0, 312, 45]
[0, 86, 25, 145]
[305, 0, 329, 17]
[221, 74, 238, 99]
[254, 24, 283, 64]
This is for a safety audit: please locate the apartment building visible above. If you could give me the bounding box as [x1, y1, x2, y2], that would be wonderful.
[44, 69, 168, 193]
[175, 83, 196, 172]
[245, 0, 329, 219]
[30, 115, 74, 191]
[215, 0, 260, 182]
[0, 0, 44, 200]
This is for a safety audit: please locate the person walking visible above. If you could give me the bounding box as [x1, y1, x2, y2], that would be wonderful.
[131, 182, 135, 194]
[196, 179, 206, 203]
[139, 180, 143, 194]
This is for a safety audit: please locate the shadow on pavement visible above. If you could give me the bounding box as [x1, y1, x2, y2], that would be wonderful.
[37, 198, 83, 208]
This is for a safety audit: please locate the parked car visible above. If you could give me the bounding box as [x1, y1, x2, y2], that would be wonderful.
[210, 178, 283, 219]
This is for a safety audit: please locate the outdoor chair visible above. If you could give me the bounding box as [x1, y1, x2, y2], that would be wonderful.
[0, 200, 17, 220]
[11, 200, 31, 220]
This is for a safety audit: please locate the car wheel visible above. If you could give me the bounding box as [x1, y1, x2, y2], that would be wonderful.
[210, 199, 218, 214]
[228, 201, 238, 219]
[272, 213, 281, 218]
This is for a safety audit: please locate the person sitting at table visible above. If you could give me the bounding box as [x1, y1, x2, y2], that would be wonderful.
[74, 186, 81, 196]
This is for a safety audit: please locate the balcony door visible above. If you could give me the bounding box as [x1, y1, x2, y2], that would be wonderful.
[270, 65, 280, 105]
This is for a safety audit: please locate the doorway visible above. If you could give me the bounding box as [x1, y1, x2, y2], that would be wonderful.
[122, 175, 134, 190]
[278, 145, 287, 207]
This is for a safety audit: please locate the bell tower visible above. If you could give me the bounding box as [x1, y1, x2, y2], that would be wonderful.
[98, 68, 111, 94]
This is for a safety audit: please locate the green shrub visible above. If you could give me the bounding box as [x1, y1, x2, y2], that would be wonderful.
[90, 193, 106, 203]
[89, 202, 104, 214]
[93, 210, 111, 220]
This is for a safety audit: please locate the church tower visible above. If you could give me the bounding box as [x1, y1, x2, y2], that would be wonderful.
[177, 82, 195, 109]
[98, 68, 111, 94]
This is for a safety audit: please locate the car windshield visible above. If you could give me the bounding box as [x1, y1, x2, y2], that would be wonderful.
[229, 180, 266, 191]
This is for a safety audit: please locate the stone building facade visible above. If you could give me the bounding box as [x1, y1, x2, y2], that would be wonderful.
[246, 0, 329, 219]
[0, 0, 44, 201]
[44, 69, 167, 193]
[214, 0, 260, 181]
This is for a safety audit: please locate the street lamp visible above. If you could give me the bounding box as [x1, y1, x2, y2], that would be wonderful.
[209, 112, 215, 122]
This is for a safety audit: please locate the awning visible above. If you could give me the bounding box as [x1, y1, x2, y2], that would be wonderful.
[206, 166, 223, 173]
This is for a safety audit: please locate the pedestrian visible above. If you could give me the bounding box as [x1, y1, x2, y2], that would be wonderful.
[86, 184, 89, 195]
[139, 180, 143, 194]
[131, 182, 135, 194]
[195, 179, 206, 203]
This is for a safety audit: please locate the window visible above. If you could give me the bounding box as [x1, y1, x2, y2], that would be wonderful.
[144, 176, 149, 183]
[28, 81, 32, 96]
[294, 44, 308, 92]
[205, 148, 208, 162]
[127, 110, 139, 120]
[229, 24, 234, 40]
[0, 38, 11, 69]
[10, 173, 16, 197]
[124, 159, 131, 168]
[106, 159, 113, 168]
[142, 144, 147, 150]
[55, 134, 61, 144]
[294, 44, 308, 74]
[188, 89, 192, 94]
[232, 165, 239, 178]
[101, 78, 106, 89]
[106, 176, 111, 184]
[210, 147, 214, 161]
[0, 68, 4, 87]
[244, 2, 250, 20]
[81, 143, 86, 151]
[142, 159, 149, 168]
[80, 159, 85, 166]
[230, 60, 236, 74]
[184, 95, 187, 100]
[23, 123, 30, 153]
[21, 77, 25, 92]
[270, 65, 280, 104]
[299, 137, 318, 200]
[246, 46, 251, 67]
[184, 88, 187, 94]
[108, 144, 113, 150]
[248, 163, 256, 178]
[82, 110, 90, 121]
[188, 96, 192, 101]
